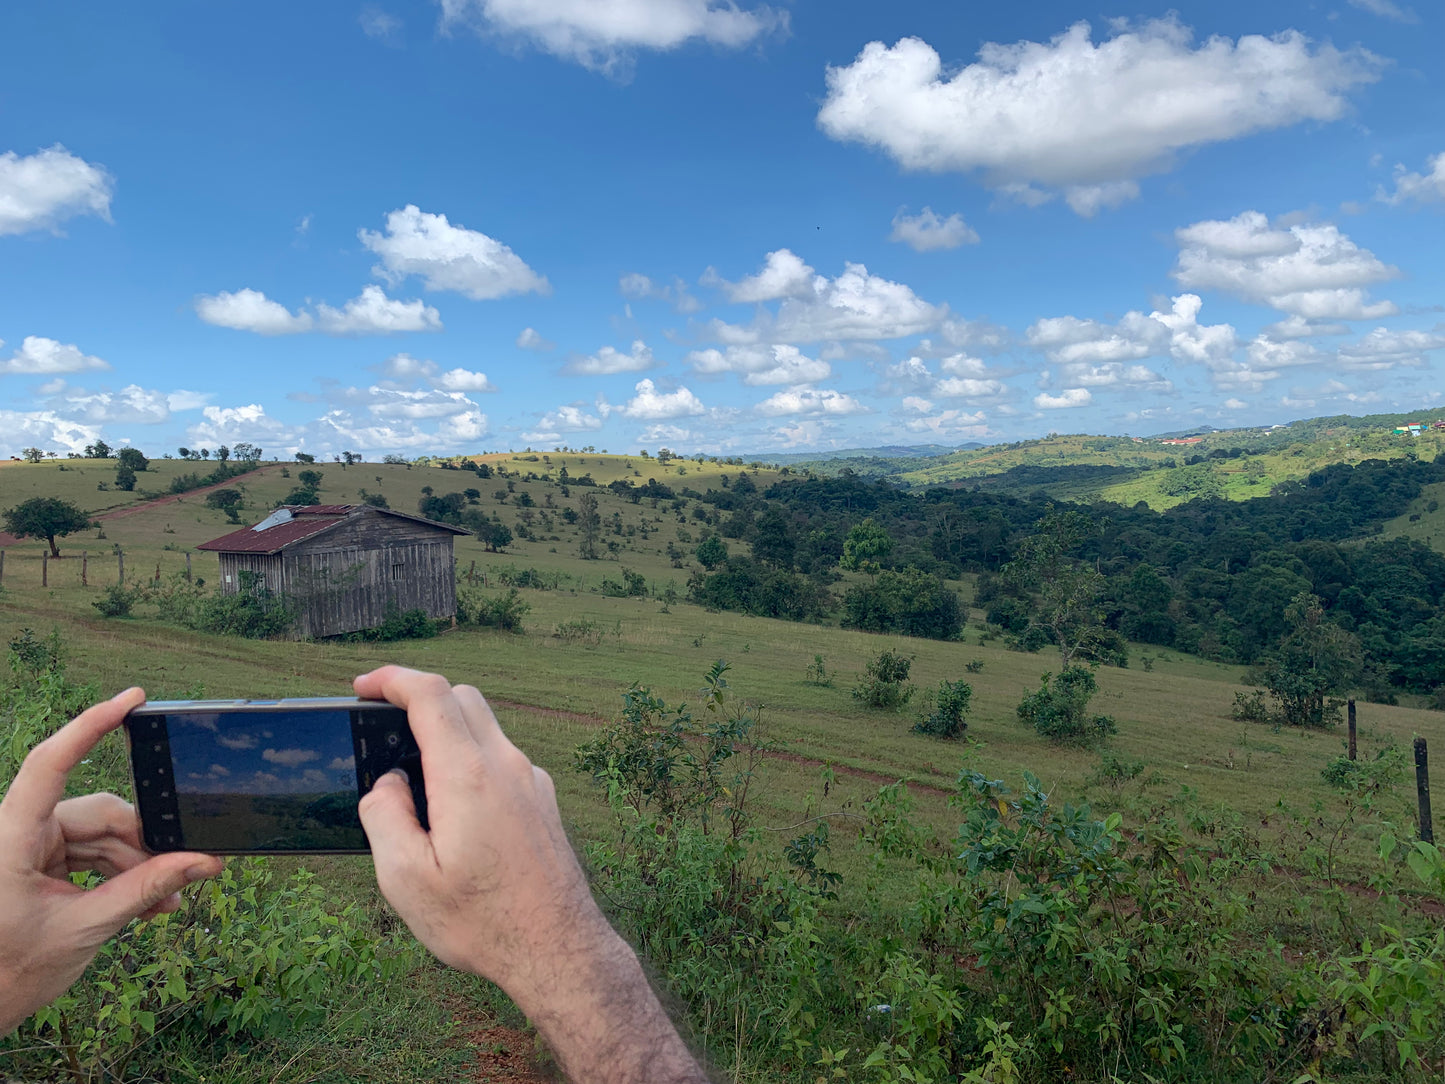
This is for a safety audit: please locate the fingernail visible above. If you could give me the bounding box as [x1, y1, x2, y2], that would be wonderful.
[185, 863, 215, 882]
[382, 767, 409, 786]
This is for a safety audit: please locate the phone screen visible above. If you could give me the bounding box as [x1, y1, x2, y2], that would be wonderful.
[161, 709, 367, 852]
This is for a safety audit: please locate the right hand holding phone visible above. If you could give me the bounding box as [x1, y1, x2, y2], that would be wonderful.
[353, 666, 617, 1012]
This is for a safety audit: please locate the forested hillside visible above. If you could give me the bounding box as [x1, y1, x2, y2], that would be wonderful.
[691, 454, 1445, 700]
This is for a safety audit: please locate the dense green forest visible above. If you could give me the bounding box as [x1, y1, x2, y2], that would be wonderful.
[684, 454, 1445, 701]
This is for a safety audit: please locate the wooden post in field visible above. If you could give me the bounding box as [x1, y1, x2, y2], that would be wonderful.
[1416, 737, 1434, 844]
[468, 559, 476, 585]
[154, 561, 161, 584]
[185, 552, 192, 582]
[42, 552, 48, 587]
[117, 549, 124, 584]
[1347, 700, 1357, 761]
[0, 549, 5, 585]
[82, 551, 88, 587]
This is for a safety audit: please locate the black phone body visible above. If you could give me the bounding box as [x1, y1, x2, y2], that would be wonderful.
[125, 698, 427, 855]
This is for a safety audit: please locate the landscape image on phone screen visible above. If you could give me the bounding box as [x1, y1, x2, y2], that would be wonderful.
[167, 710, 365, 851]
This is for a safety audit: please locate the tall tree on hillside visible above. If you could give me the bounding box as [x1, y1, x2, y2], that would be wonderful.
[3, 497, 92, 557]
[1004, 508, 1108, 669]
[1261, 591, 1362, 727]
[840, 517, 893, 575]
[577, 492, 601, 560]
[117, 447, 149, 472]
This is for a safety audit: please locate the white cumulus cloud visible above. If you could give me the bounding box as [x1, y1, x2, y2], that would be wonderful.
[816, 19, 1379, 214]
[0, 336, 111, 375]
[1377, 151, 1445, 206]
[516, 327, 555, 351]
[566, 339, 657, 376]
[195, 289, 314, 334]
[755, 386, 867, 417]
[708, 252, 945, 344]
[1173, 211, 1399, 319]
[316, 285, 442, 334]
[687, 344, 830, 386]
[438, 0, 786, 77]
[360, 205, 549, 300]
[1034, 388, 1092, 409]
[0, 145, 113, 236]
[705, 248, 816, 302]
[611, 378, 706, 420]
[888, 207, 979, 251]
[196, 286, 439, 335]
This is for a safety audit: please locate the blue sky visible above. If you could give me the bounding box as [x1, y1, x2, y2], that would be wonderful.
[1, 0, 1441, 459]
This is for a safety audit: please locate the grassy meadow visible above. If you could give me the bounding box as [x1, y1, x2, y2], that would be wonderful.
[3, 452, 1444, 1081]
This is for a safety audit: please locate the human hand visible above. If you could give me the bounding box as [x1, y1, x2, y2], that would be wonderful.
[353, 666, 610, 1003]
[355, 666, 707, 1083]
[0, 688, 223, 1035]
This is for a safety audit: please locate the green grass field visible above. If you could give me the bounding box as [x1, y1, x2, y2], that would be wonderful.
[4, 454, 1444, 1082]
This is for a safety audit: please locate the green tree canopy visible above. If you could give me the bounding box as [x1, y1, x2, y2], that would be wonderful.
[205, 488, 245, 523]
[1004, 508, 1108, 668]
[695, 534, 728, 570]
[1261, 591, 1363, 727]
[116, 447, 149, 472]
[840, 517, 893, 573]
[3, 497, 92, 557]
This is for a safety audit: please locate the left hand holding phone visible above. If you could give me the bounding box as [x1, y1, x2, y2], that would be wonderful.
[0, 687, 223, 1035]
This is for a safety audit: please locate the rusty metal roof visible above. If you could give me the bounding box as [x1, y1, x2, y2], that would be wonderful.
[196, 504, 469, 555]
[197, 507, 347, 554]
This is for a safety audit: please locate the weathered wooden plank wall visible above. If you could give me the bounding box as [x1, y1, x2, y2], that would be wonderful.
[211, 508, 461, 639]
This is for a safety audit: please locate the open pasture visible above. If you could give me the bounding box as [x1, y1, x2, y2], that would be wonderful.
[5, 455, 1445, 1083]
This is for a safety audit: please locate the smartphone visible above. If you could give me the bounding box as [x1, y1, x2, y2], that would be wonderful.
[125, 697, 428, 855]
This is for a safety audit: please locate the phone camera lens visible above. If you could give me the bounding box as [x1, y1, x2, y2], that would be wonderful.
[385, 732, 400, 748]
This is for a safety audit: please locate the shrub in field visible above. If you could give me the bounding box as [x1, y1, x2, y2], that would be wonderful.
[457, 585, 529, 632]
[913, 679, 972, 739]
[553, 618, 608, 645]
[805, 653, 832, 686]
[344, 606, 437, 642]
[192, 570, 294, 638]
[92, 582, 142, 618]
[1088, 750, 1145, 788]
[1016, 666, 1116, 741]
[852, 649, 915, 709]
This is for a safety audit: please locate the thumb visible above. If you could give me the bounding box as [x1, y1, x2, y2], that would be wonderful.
[359, 770, 429, 879]
[74, 853, 222, 942]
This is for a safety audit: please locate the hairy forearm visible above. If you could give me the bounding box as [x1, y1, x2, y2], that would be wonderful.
[509, 923, 708, 1084]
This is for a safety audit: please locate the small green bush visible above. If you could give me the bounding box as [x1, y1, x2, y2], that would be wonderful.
[852, 649, 915, 710]
[913, 679, 972, 739]
[343, 607, 437, 642]
[1089, 751, 1145, 788]
[457, 586, 529, 632]
[193, 570, 294, 638]
[92, 582, 142, 618]
[1017, 666, 1116, 742]
[964, 658, 985, 673]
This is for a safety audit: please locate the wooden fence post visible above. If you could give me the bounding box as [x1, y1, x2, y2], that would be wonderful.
[154, 561, 161, 584]
[0, 549, 4, 586]
[42, 552, 48, 587]
[1347, 700, 1357, 761]
[82, 551, 88, 587]
[185, 552, 192, 582]
[1416, 737, 1434, 844]
[117, 549, 124, 584]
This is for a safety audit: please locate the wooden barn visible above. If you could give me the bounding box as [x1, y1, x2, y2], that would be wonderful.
[197, 505, 469, 639]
